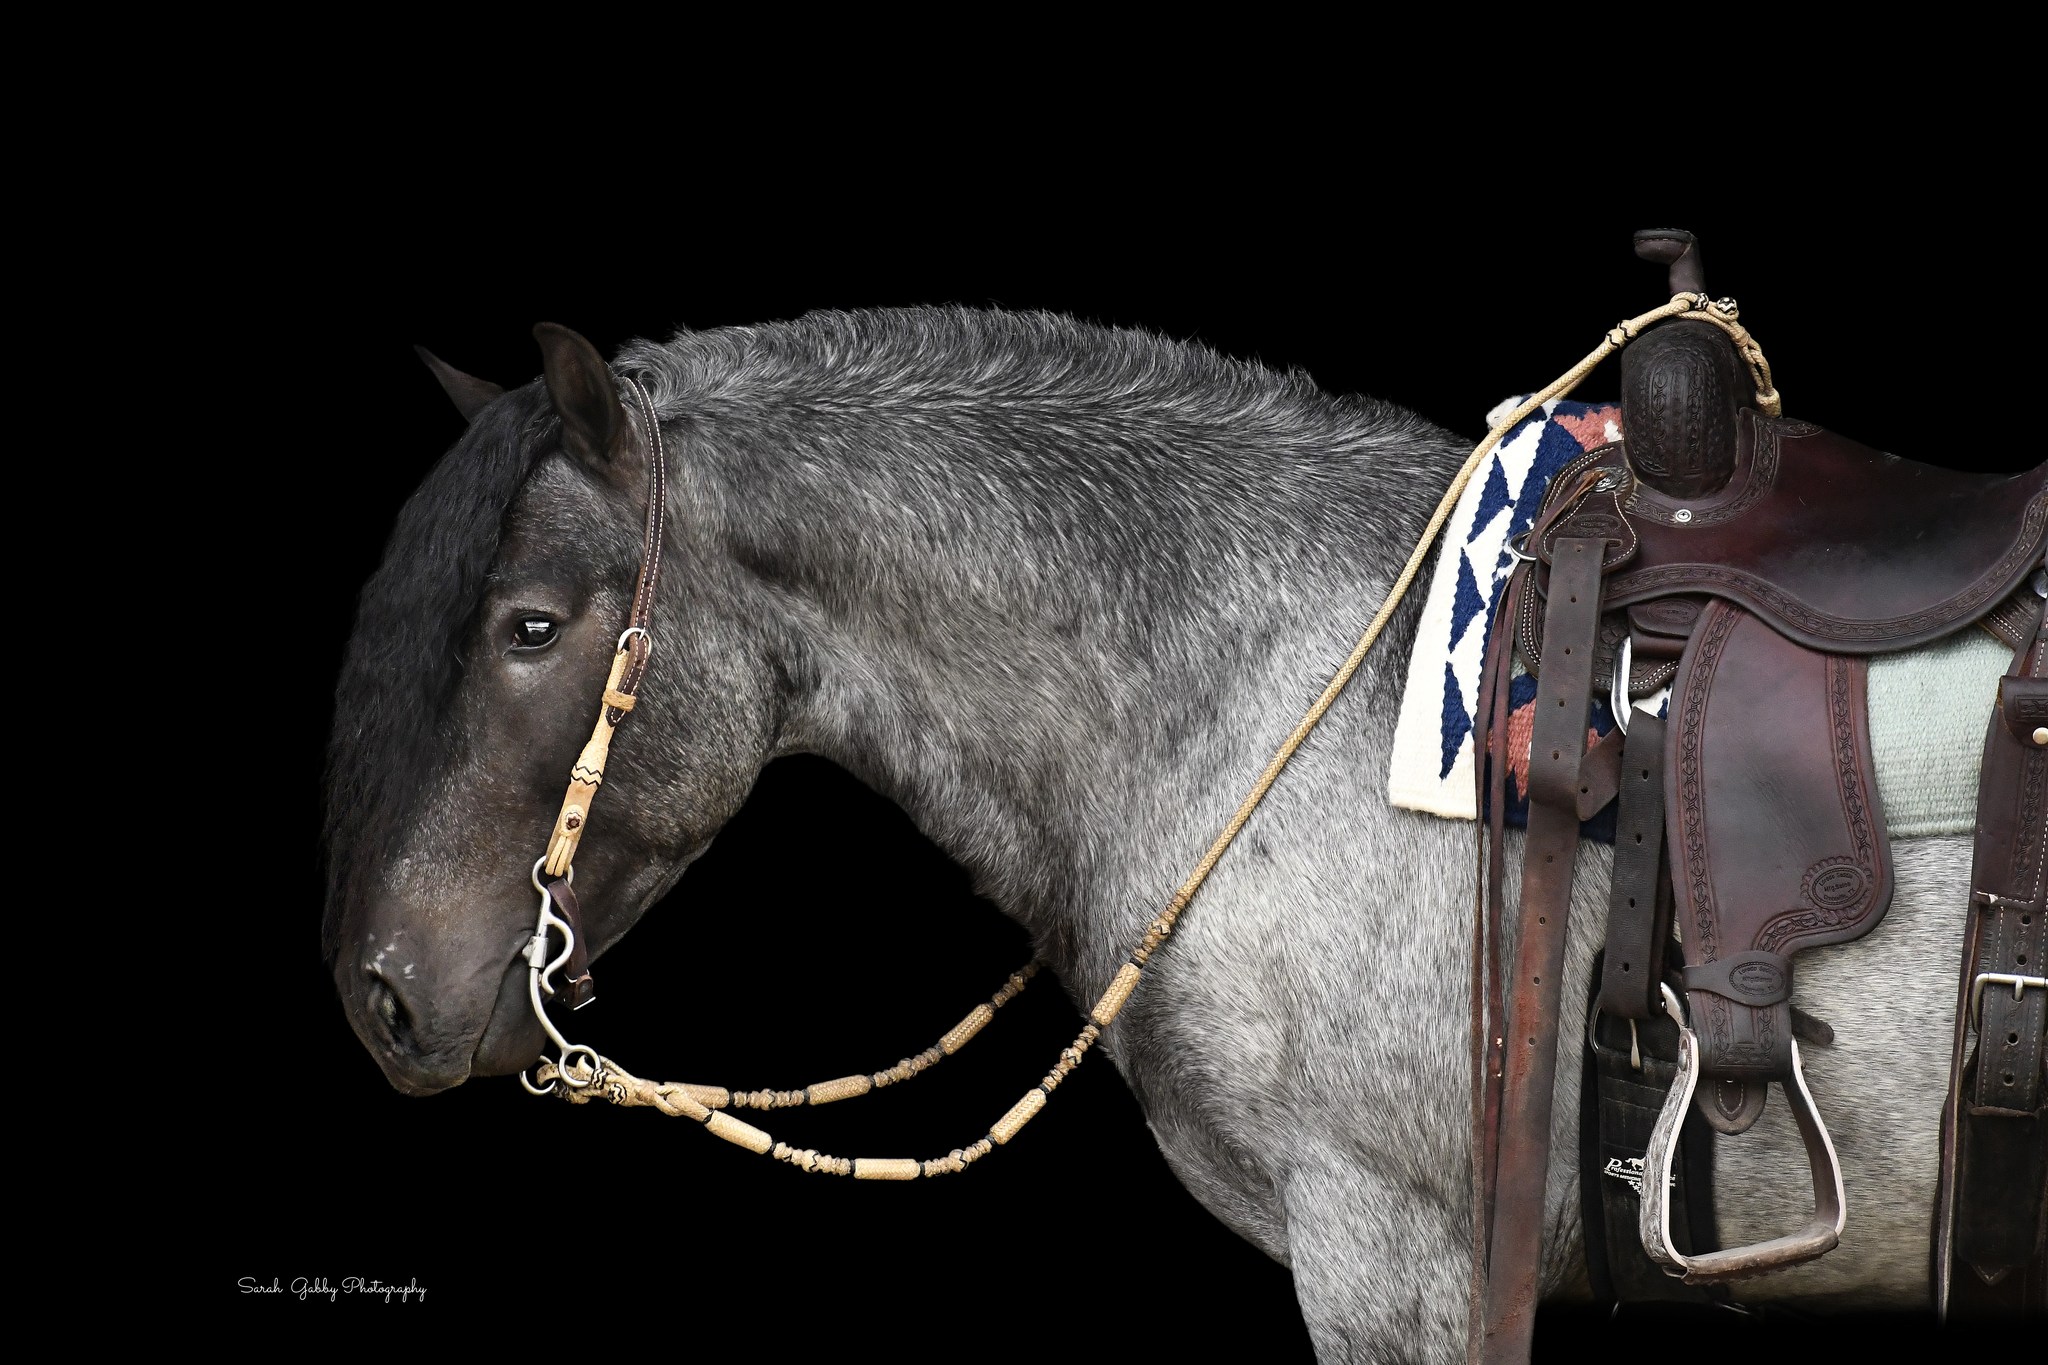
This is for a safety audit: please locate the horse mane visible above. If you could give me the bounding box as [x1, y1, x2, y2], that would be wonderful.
[614, 305, 1417, 454]
[322, 383, 552, 958]
[615, 308, 1446, 619]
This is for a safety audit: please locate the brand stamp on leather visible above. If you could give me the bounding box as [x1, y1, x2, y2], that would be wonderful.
[1728, 960, 1786, 1002]
[1601, 1156, 1677, 1197]
[238, 1276, 428, 1303]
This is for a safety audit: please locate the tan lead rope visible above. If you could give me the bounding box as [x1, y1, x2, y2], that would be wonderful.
[538, 293, 1773, 1177]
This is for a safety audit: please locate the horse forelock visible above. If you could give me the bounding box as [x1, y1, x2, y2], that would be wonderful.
[322, 382, 554, 959]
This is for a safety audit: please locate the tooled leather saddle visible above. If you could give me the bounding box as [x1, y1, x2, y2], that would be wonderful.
[1473, 231, 2048, 1361]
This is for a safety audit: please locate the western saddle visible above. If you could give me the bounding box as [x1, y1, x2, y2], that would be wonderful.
[1473, 231, 2047, 1359]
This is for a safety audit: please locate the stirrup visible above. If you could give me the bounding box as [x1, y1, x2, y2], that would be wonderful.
[1638, 984, 1846, 1283]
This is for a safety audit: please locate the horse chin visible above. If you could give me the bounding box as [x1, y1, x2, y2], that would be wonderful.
[467, 957, 548, 1078]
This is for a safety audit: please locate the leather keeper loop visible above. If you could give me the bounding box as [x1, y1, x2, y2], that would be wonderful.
[602, 688, 637, 712]
[1998, 674, 2047, 745]
[1629, 624, 1688, 662]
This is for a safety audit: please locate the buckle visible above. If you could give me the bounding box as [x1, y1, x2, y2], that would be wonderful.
[1970, 972, 2048, 1028]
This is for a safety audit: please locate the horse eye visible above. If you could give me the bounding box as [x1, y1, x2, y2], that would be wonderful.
[510, 616, 558, 652]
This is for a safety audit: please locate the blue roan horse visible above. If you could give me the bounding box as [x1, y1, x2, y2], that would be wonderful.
[326, 310, 1972, 1360]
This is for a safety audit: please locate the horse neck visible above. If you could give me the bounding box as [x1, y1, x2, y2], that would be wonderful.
[669, 356, 1450, 970]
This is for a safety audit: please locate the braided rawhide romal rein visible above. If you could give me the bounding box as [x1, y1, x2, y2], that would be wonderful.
[521, 297, 1778, 1178]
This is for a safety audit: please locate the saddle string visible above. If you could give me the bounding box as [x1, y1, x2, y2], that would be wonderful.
[525, 294, 1777, 1178]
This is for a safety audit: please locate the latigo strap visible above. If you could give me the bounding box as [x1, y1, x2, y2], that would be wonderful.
[1597, 712, 1671, 1024]
[1937, 595, 2048, 1316]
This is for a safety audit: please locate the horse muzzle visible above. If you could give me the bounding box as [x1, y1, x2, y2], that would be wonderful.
[343, 943, 543, 1095]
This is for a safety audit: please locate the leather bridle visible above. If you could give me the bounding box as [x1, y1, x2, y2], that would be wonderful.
[521, 375, 670, 1092]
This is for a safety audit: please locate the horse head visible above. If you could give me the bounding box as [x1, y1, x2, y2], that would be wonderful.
[325, 325, 780, 1094]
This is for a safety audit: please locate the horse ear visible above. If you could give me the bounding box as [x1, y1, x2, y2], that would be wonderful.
[533, 323, 638, 480]
[413, 347, 504, 423]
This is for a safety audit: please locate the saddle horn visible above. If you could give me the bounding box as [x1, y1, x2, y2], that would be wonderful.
[1620, 229, 1744, 500]
[1633, 228, 1707, 297]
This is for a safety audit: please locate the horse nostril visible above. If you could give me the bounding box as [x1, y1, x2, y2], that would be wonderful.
[366, 975, 416, 1050]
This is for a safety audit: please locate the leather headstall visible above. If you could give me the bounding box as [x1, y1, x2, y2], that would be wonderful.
[533, 376, 670, 1009]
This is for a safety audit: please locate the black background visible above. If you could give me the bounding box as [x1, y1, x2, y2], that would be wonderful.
[225, 170, 2030, 1359]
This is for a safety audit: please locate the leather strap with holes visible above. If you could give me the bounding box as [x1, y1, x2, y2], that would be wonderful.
[1937, 594, 2048, 1316]
[541, 376, 670, 881]
[1479, 535, 1609, 1363]
[1599, 712, 1672, 1021]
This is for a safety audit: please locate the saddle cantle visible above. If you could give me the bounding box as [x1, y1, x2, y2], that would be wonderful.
[1474, 232, 2048, 1363]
